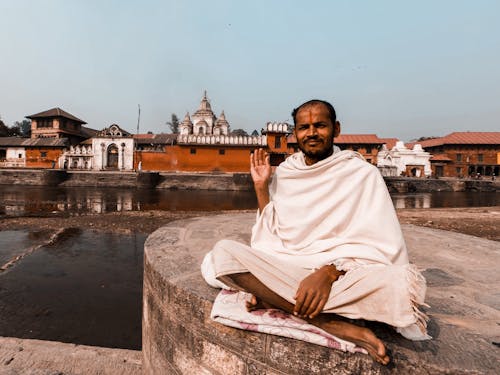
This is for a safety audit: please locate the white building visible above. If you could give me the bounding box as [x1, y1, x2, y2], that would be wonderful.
[59, 124, 134, 170]
[377, 141, 431, 177]
[180, 91, 230, 136]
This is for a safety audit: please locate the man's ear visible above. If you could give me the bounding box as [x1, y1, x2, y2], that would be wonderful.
[334, 121, 341, 137]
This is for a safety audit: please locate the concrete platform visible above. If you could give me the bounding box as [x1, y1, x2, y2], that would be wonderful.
[0, 336, 141, 374]
[143, 213, 500, 374]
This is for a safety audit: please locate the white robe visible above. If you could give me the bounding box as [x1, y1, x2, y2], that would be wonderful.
[202, 148, 430, 340]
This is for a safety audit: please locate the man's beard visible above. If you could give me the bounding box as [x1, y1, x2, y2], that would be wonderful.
[298, 138, 334, 162]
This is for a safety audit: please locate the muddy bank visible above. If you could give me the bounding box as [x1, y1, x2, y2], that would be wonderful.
[397, 206, 499, 241]
[0, 207, 498, 241]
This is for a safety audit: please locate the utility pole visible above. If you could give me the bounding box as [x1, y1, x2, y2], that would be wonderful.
[136, 104, 141, 134]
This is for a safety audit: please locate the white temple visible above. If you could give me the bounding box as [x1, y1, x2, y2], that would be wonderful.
[177, 91, 266, 146]
[180, 91, 230, 136]
[377, 141, 431, 177]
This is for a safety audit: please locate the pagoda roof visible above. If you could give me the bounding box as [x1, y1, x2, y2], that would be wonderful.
[26, 107, 86, 124]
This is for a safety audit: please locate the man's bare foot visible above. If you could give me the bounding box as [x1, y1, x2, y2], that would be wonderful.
[245, 294, 274, 312]
[316, 319, 390, 365]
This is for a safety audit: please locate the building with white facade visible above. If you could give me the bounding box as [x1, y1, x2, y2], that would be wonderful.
[59, 124, 134, 170]
[180, 91, 230, 136]
[377, 141, 431, 177]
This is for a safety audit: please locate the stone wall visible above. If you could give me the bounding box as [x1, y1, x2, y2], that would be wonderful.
[384, 177, 497, 193]
[0, 169, 497, 192]
[156, 173, 253, 191]
[142, 213, 500, 374]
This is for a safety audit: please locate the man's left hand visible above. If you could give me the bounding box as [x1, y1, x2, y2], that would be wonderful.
[293, 265, 345, 319]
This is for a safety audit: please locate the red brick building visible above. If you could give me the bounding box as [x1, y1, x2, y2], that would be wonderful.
[27, 107, 96, 145]
[414, 132, 500, 178]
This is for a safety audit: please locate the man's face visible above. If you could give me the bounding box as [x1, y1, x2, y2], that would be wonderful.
[294, 104, 340, 165]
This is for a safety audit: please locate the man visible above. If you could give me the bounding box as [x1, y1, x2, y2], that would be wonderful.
[202, 99, 429, 365]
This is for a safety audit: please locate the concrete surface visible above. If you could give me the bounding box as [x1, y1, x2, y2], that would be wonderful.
[0, 336, 141, 374]
[143, 212, 500, 374]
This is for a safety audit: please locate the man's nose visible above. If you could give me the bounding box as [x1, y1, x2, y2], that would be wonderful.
[306, 125, 317, 136]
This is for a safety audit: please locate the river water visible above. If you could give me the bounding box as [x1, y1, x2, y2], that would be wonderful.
[0, 186, 497, 349]
[0, 186, 497, 216]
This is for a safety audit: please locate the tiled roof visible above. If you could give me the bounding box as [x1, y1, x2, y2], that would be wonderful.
[379, 138, 399, 149]
[418, 132, 500, 147]
[81, 126, 99, 138]
[0, 137, 69, 147]
[430, 154, 452, 162]
[134, 133, 178, 145]
[26, 107, 87, 124]
[287, 134, 386, 144]
[334, 134, 385, 144]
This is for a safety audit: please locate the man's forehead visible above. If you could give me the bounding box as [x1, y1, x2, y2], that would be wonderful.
[295, 103, 331, 122]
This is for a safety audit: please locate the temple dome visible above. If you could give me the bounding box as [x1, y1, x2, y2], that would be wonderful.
[215, 111, 229, 128]
[193, 91, 215, 117]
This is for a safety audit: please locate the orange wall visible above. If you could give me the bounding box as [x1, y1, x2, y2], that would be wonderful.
[266, 133, 288, 153]
[25, 148, 63, 168]
[135, 145, 256, 172]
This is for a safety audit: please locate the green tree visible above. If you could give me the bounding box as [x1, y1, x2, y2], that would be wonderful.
[0, 117, 8, 136]
[14, 119, 31, 137]
[166, 113, 179, 134]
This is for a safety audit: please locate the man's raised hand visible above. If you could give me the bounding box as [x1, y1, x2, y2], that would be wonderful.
[250, 148, 271, 187]
[250, 148, 271, 213]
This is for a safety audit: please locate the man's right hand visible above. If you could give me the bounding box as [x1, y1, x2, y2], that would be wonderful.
[250, 148, 271, 213]
[250, 148, 271, 187]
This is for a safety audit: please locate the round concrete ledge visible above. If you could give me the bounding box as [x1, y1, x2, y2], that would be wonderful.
[143, 212, 500, 375]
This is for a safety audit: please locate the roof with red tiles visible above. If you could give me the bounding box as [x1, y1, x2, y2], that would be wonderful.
[418, 132, 500, 147]
[430, 154, 453, 162]
[334, 134, 385, 144]
[287, 134, 386, 144]
[26, 107, 86, 124]
[379, 138, 399, 149]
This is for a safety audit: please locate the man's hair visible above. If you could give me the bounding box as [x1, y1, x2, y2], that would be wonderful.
[291, 99, 336, 125]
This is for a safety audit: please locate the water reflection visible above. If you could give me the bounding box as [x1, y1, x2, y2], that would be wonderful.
[0, 229, 146, 349]
[391, 192, 498, 209]
[0, 186, 258, 216]
[0, 186, 497, 216]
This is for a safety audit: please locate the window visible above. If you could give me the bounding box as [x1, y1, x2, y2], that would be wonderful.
[456, 167, 462, 175]
[40, 151, 47, 158]
[366, 147, 372, 154]
[0, 150, 6, 160]
[478, 154, 483, 162]
[37, 119, 53, 128]
[190, 148, 196, 154]
[456, 153, 462, 162]
[219, 149, 225, 155]
[18, 154, 22, 158]
[274, 136, 281, 149]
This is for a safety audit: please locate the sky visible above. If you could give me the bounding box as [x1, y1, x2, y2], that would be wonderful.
[0, 0, 499, 141]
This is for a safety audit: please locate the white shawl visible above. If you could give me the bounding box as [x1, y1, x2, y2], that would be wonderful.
[250, 149, 409, 271]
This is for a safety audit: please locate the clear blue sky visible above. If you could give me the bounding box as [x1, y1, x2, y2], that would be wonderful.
[1, 0, 499, 141]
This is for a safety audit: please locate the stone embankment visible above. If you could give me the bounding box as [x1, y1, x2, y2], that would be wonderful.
[142, 213, 500, 374]
[0, 169, 498, 191]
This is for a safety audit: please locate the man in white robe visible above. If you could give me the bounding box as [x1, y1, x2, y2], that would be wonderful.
[202, 99, 429, 365]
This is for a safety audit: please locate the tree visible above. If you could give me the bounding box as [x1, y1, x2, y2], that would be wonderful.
[0, 117, 8, 137]
[166, 114, 179, 134]
[230, 128, 248, 137]
[14, 119, 31, 137]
